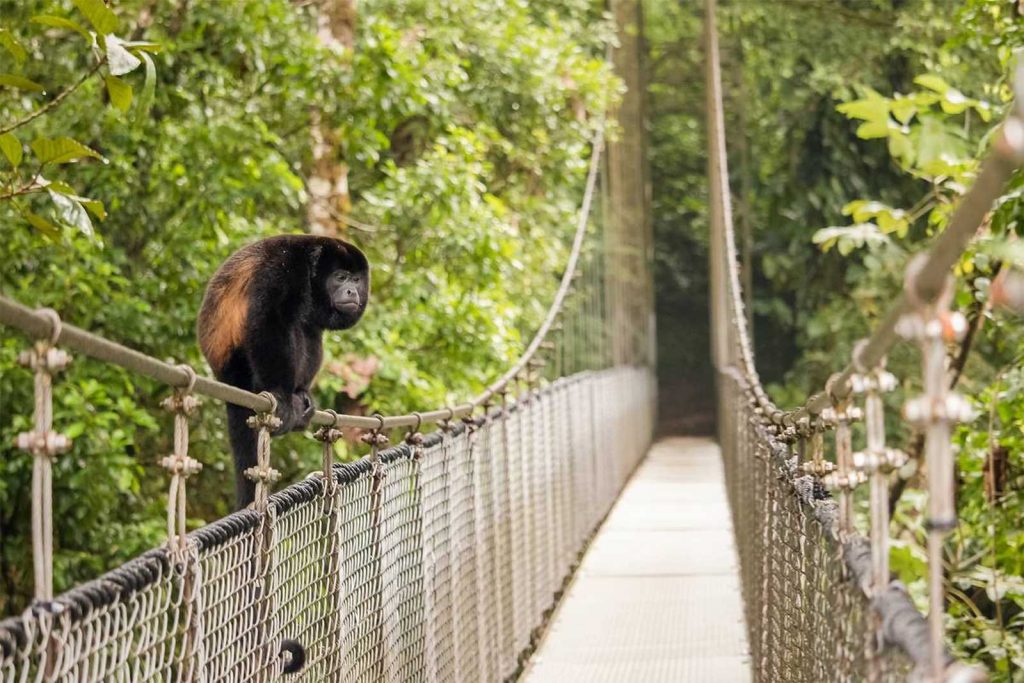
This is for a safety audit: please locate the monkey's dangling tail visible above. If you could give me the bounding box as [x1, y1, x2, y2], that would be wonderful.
[226, 403, 258, 509]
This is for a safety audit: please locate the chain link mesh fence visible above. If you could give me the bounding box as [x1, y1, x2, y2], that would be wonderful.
[0, 366, 654, 682]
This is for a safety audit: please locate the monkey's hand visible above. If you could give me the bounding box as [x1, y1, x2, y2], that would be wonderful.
[291, 390, 316, 433]
[267, 390, 315, 435]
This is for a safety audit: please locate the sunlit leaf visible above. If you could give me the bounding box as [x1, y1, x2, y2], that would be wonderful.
[855, 119, 890, 140]
[30, 137, 104, 165]
[71, 0, 118, 35]
[837, 93, 889, 123]
[0, 132, 22, 167]
[914, 74, 950, 95]
[890, 97, 917, 125]
[0, 73, 43, 92]
[104, 75, 132, 111]
[888, 131, 914, 165]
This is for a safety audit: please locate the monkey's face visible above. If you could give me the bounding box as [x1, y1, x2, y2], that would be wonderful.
[325, 267, 369, 328]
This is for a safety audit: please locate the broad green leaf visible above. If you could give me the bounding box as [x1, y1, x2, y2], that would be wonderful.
[888, 131, 914, 166]
[0, 133, 22, 167]
[890, 97, 917, 125]
[30, 15, 91, 40]
[914, 74, 950, 95]
[0, 73, 43, 92]
[0, 30, 26, 64]
[44, 180, 76, 194]
[103, 35, 141, 76]
[837, 95, 889, 123]
[104, 75, 132, 111]
[30, 137, 103, 165]
[134, 51, 156, 125]
[71, 0, 118, 35]
[78, 197, 106, 220]
[49, 190, 94, 236]
[22, 210, 60, 239]
[855, 119, 890, 140]
[876, 208, 909, 237]
[915, 116, 966, 172]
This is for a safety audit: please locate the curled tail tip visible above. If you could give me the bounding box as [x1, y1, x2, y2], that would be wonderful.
[280, 638, 306, 674]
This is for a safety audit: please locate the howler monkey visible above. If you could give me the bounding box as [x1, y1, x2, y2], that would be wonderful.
[198, 235, 369, 509]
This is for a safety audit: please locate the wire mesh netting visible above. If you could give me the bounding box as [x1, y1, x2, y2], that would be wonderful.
[0, 366, 655, 682]
[717, 371, 913, 682]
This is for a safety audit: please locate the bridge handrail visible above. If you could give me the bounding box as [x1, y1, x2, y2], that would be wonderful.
[0, 126, 604, 432]
[705, 0, 1023, 678]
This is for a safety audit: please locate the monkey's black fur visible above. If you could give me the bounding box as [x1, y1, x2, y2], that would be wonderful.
[198, 235, 369, 509]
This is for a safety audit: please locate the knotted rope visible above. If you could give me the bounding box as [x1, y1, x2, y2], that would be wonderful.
[14, 308, 71, 603]
[160, 365, 202, 556]
[246, 392, 283, 513]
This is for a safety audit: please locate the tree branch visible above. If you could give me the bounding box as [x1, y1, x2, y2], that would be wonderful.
[0, 60, 105, 136]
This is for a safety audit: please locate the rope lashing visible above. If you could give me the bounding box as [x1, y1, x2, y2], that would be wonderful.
[314, 409, 343, 495]
[404, 412, 425, 461]
[14, 308, 71, 603]
[799, 422, 833, 478]
[849, 347, 906, 598]
[896, 256, 975, 681]
[246, 392, 283, 512]
[821, 374, 865, 535]
[361, 414, 389, 488]
[159, 364, 202, 556]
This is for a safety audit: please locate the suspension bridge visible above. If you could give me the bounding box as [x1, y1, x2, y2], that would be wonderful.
[1, 1, 1022, 681]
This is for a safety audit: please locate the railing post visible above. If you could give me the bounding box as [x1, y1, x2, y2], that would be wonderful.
[313, 411, 345, 675]
[849, 350, 905, 683]
[897, 259, 973, 681]
[13, 309, 72, 605]
[822, 375, 864, 537]
[158, 365, 204, 680]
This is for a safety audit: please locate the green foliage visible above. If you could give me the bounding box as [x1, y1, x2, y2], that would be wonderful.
[649, 0, 1024, 676]
[759, 0, 1024, 676]
[0, 0, 615, 612]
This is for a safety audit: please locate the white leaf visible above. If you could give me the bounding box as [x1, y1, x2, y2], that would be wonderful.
[105, 35, 142, 76]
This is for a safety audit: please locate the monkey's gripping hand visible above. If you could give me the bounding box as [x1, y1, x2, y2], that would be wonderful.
[270, 390, 317, 435]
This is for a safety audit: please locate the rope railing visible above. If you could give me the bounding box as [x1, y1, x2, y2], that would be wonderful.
[0, 128, 605, 431]
[0, 119, 658, 681]
[704, 0, 1023, 679]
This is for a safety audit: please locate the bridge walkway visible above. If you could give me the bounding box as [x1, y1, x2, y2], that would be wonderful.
[523, 437, 751, 682]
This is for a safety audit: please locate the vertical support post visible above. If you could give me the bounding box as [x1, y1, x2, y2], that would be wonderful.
[704, 0, 730, 372]
[160, 366, 202, 555]
[361, 416, 390, 680]
[314, 411, 345, 675]
[245, 393, 283, 514]
[850, 351, 904, 595]
[13, 309, 71, 604]
[159, 365, 204, 681]
[822, 376, 864, 536]
[897, 261, 972, 681]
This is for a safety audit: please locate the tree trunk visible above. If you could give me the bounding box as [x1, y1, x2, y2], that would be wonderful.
[306, 0, 357, 235]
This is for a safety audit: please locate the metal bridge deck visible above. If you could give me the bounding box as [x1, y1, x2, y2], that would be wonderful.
[522, 437, 751, 682]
